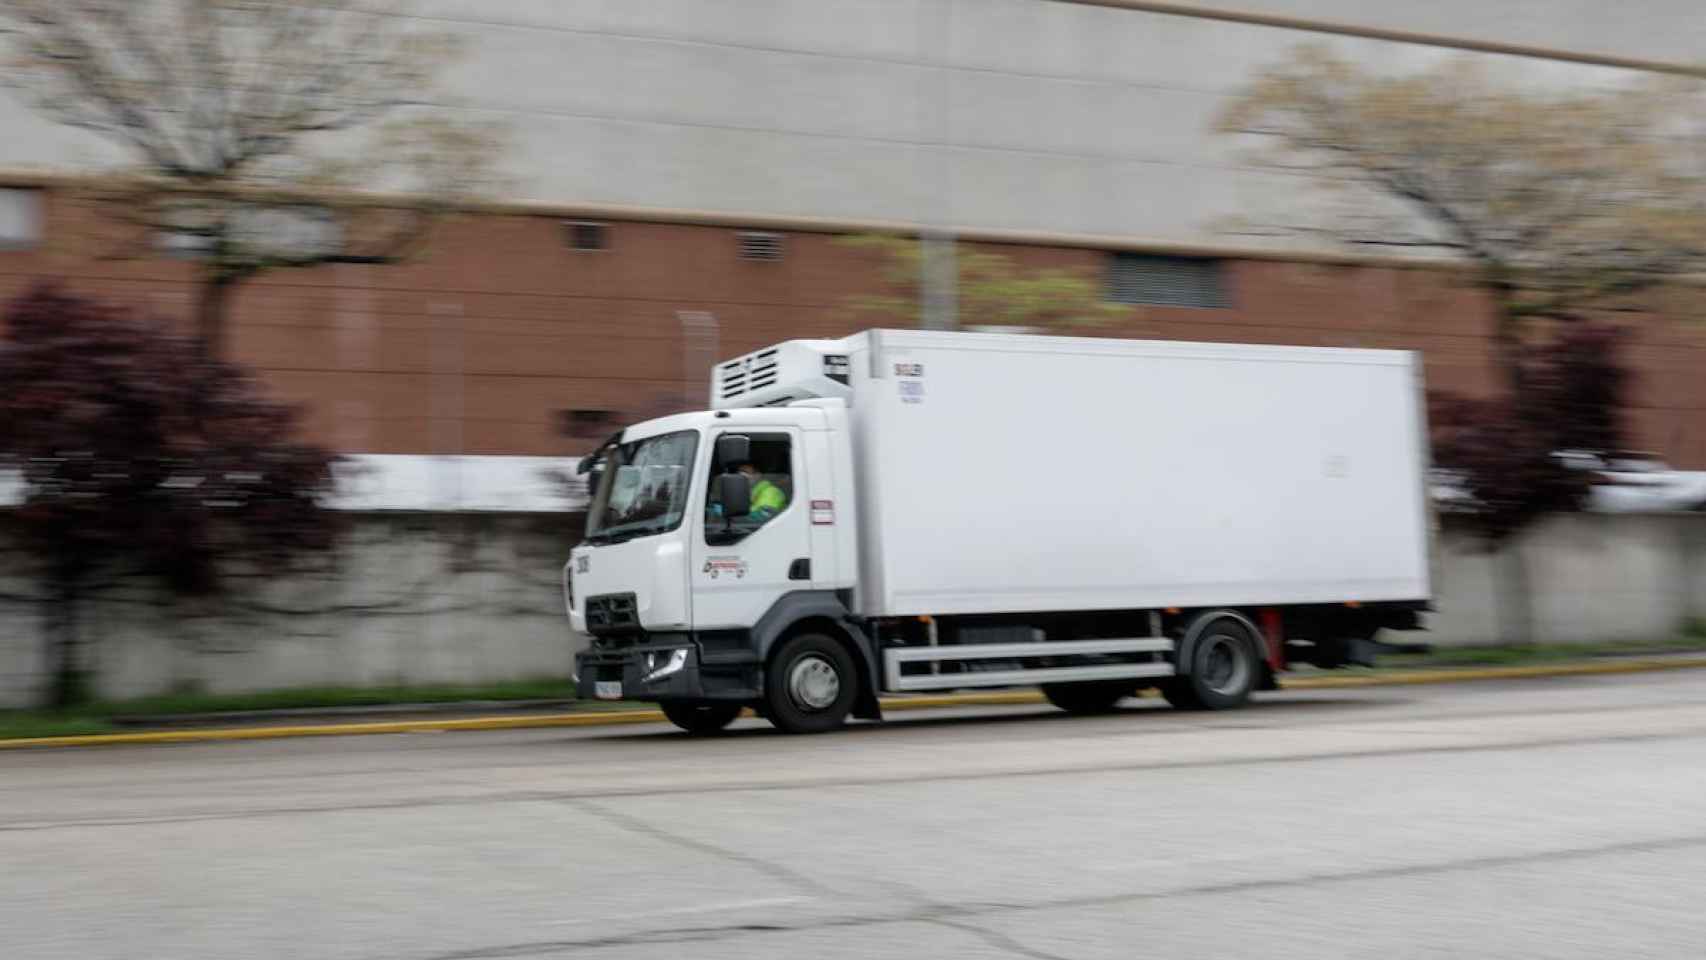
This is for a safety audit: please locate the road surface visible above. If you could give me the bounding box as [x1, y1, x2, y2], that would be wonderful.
[4, 671, 1706, 959]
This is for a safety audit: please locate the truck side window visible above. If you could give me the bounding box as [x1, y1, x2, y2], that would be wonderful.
[706, 433, 793, 544]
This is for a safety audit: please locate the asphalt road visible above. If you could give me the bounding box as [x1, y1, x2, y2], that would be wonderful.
[5, 671, 1706, 960]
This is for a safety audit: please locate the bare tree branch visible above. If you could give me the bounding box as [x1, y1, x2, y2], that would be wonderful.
[0, 0, 506, 357]
[1219, 45, 1706, 395]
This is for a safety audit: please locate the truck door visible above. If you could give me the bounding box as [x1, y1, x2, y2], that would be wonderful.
[691, 429, 814, 629]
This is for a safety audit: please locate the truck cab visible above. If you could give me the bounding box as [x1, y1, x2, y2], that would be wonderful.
[568, 352, 877, 733]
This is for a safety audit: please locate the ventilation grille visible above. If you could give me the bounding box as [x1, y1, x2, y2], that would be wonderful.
[737, 231, 784, 261]
[585, 592, 640, 636]
[716, 348, 780, 402]
[565, 221, 607, 251]
[1106, 253, 1229, 308]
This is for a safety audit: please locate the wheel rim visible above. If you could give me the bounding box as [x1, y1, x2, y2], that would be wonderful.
[787, 654, 841, 711]
[1200, 632, 1250, 696]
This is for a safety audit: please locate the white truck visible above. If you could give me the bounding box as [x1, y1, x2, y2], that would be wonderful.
[566, 329, 1433, 734]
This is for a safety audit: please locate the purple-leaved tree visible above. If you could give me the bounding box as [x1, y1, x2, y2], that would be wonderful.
[1429, 324, 1631, 644]
[1430, 324, 1630, 544]
[0, 286, 340, 707]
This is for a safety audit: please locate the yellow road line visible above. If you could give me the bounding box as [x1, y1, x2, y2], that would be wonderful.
[4, 656, 1704, 750]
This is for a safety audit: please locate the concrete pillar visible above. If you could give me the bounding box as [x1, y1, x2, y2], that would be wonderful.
[678, 311, 720, 406]
[919, 230, 957, 331]
[917, 0, 956, 331]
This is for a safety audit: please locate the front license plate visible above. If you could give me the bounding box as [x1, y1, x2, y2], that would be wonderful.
[594, 681, 622, 700]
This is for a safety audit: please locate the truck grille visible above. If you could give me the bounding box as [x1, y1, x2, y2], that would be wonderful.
[716, 348, 779, 403]
[585, 593, 640, 636]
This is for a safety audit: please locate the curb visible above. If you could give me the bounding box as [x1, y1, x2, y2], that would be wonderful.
[1280, 655, 1706, 688]
[5, 655, 1705, 750]
[107, 698, 585, 728]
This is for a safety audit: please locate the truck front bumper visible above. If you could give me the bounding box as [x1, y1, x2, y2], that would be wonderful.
[576, 637, 758, 703]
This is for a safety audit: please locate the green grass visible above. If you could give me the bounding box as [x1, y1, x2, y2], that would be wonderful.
[1373, 633, 1706, 670]
[0, 678, 582, 741]
[99, 679, 579, 717]
[0, 714, 118, 741]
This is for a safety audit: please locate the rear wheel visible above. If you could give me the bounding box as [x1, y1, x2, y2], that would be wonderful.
[1041, 680, 1132, 714]
[660, 700, 743, 735]
[1164, 618, 1259, 711]
[764, 633, 858, 734]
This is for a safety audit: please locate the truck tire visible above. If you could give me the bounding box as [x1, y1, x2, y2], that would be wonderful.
[1164, 618, 1259, 711]
[1159, 679, 1204, 710]
[1041, 681, 1132, 714]
[764, 633, 858, 734]
[660, 700, 744, 735]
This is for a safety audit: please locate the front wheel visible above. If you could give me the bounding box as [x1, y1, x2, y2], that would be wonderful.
[660, 700, 744, 735]
[764, 633, 858, 734]
[1164, 618, 1259, 711]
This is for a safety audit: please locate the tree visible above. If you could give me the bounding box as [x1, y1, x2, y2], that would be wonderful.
[0, 0, 504, 357]
[837, 234, 1131, 330]
[0, 286, 340, 707]
[1429, 324, 1629, 644]
[1431, 324, 1630, 543]
[1218, 45, 1706, 394]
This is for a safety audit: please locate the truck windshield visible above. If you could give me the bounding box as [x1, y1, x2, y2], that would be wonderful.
[585, 430, 699, 544]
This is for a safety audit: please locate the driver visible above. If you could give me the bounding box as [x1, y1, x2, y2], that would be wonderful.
[709, 460, 788, 524]
[739, 460, 789, 522]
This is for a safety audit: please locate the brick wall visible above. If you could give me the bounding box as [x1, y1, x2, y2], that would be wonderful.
[5, 191, 1705, 465]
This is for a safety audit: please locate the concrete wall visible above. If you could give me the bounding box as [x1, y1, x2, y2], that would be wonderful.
[1428, 513, 1706, 647]
[3, 510, 1704, 708]
[0, 0, 1691, 249]
[0, 513, 585, 709]
[1174, 0, 1706, 64]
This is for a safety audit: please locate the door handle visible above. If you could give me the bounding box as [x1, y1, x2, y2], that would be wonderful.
[788, 558, 811, 581]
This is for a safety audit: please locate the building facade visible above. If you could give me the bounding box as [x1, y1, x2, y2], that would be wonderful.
[2, 0, 1705, 463]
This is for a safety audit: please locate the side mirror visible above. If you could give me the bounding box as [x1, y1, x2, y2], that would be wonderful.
[713, 473, 752, 519]
[578, 432, 621, 474]
[716, 434, 751, 470]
